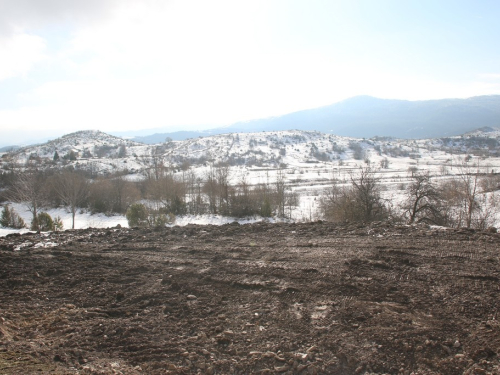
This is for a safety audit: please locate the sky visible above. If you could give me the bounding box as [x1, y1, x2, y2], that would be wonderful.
[1, 0, 500, 146]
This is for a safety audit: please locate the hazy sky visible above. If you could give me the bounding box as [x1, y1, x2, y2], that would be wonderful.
[1, 0, 500, 145]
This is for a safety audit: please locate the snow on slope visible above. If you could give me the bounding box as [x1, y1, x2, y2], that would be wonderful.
[2, 127, 500, 236]
[0, 203, 285, 238]
[4, 128, 500, 174]
[16, 130, 142, 159]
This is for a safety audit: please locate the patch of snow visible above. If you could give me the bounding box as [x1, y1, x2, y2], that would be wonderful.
[33, 241, 58, 249]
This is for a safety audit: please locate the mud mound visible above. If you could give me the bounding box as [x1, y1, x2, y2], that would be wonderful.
[1, 222, 500, 374]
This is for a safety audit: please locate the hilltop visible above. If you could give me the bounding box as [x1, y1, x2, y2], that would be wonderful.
[4, 127, 500, 173]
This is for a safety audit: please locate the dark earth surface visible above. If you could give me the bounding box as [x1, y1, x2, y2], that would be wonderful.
[1, 221, 500, 374]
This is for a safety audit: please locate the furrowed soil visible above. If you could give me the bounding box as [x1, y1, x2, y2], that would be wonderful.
[1, 222, 500, 375]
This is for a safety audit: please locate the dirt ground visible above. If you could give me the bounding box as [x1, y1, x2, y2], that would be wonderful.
[1, 221, 500, 375]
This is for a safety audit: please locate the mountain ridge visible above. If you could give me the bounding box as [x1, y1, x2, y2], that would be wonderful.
[124, 95, 500, 144]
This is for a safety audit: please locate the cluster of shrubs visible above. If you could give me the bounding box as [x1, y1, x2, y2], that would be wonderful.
[125, 203, 175, 228]
[0, 205, 25, 229]
[0, 205, 63, 231]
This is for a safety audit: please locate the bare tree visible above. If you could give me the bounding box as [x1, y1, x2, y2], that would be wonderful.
[274, 168, 287, 218]
[203, 165, 218, 214]
[380, 157, 390, 169]
[438, 158, 498, 229]
[457, 159, 481, 229]
[216, 163, 231, 215]
[109, 176, 141, 213]
[319, 178, 352, 222]
[285, 189, 300, 219]
[402, 171, 444, 224]
[229, 176, 256, 217]
[320, 166, 388, 223]
[184, 169, 205, 215]
[53, 171, 89, 229]
[202, 164, 230, 215]
[141, 146, 166, 181]
[8, 169, 48, 230]
[349, 166, 387, 222]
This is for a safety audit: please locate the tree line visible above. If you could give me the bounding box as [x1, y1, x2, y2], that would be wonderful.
[318, 159, 499, 230]
[1, 156, 499, 231]
[0, 161, 299, 230]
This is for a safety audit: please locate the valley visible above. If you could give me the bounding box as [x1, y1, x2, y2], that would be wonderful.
[2, 128, 500, 231]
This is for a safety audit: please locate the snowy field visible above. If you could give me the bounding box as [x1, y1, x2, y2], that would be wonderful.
[0, 203, 291, 237]
[3, 129, 500, 237]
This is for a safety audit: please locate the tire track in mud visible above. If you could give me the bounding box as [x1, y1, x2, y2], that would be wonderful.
[1, 222, 500, 374]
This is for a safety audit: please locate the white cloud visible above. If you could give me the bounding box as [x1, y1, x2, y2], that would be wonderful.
[478, 73, 500, 81]
[0, 33, 47, 81]
[1, 0, 499, 144]
[0, 0, 120, 35]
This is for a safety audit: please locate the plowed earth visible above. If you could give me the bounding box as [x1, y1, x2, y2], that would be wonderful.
[1, 222, 500, 375]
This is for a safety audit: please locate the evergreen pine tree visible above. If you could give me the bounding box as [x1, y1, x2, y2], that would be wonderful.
[0, 205, 12, 227]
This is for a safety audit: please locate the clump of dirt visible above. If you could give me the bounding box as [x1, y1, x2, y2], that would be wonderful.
[1, 221, 500, 374]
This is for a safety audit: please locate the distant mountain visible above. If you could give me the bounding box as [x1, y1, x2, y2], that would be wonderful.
[0, 145, 20, 153]
[134, 95, 500, 142]
[222, 95, 500, 139]
[132, 130, 217, 144]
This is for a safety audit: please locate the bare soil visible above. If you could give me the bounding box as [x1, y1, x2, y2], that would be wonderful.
[1, 221, 500, 374]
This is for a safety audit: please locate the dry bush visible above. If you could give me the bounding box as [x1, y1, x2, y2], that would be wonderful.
[319, 167, 388, 223]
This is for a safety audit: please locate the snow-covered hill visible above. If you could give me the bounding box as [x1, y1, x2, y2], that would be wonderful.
[2, 127, 500, 231]
[12, 130, 143, 160]
[3, 127, 500, 173]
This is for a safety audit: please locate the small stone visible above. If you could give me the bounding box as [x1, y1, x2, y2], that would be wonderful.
[453, 340, 461, 348]
[307, 364, 318, 375]
[274, 365, 289, 372]
[187, 295, 197, 300]
[442, 345, 452, 355]
[297, 364, 308, 372]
